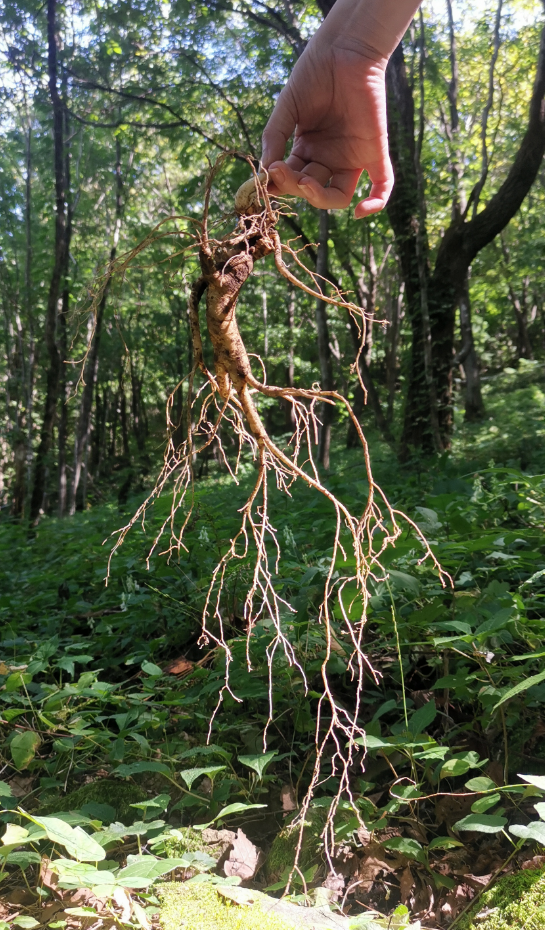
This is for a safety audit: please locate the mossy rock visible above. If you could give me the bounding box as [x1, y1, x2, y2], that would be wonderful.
[158, 881, 343, 930]
[162, 826, 211, 858]
[262, 807, 328, 885]
[458, 868, 545, 930]
[39, 779, 147, 824]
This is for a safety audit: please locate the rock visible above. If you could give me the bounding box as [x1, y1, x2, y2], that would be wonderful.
[38, 778, 146, 823]
[456, 868, 545, 929]
[158, 881, 351, 930]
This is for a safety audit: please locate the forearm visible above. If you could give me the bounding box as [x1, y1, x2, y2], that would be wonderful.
[313, 0, 422, 62]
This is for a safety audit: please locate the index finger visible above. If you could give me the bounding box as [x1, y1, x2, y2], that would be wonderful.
[261, 88, 297, 167]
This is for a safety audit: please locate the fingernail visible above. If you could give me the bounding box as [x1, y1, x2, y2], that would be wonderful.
[297, 178, 311, 188]
[269, 166, 284, 183]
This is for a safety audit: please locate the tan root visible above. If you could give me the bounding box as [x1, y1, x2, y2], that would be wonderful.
[107, 154, 449, 876]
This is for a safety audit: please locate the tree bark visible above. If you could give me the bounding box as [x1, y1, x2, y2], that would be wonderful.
[58, 95, 73, 517]
[284, 287, 296, 430]
[315, 209, 334, 468]
[30, 0, 66, 522]
[456, 277, 485, 421]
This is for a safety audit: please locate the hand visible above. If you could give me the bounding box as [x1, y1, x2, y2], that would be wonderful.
[261, 41, 393, 219]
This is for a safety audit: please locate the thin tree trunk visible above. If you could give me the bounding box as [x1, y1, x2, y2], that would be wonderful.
[315, 209, 334, 468]
[456, 277, 485, 421]
[30, 0, 66, 522]
[69, 138, 124, 514]
[58, 94, 72, 517]
[12, 122, 33, 518]
[285, 287, 296, 430]
[386, 281, 404, 424]
[346, 313, 394, 447]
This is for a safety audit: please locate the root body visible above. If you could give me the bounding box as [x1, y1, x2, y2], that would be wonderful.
[110, 155, 449, 877]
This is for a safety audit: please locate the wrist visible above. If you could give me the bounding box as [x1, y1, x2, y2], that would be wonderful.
[314, 0, 421, 61]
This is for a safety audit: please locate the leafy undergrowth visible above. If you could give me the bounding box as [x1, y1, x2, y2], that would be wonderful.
[1, 377, 545, 929]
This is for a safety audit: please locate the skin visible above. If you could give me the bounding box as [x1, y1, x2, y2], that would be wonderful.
[261, 0, 422, 218]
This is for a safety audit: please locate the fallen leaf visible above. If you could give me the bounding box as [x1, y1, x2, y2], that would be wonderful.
[113, 887, 131, 923]
[224, 829, 264, 881]
[40, 858, 61, 894]
[163, 656, 194, 677]
[8, 775, 34, 798]
[280, 784, 296, 813]
[399, 865, 413, 904]
[7, 888, 35, 906]
[521, 855, 545, 870]
[356, 824, 372, 846]
[323, 872, 345, 902]
[435, 793, 473, 827]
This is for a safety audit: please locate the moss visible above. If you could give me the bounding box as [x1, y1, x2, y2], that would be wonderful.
[162, 827, 211, 858]
[458, 868, 545, 930]
[39, 779, 147, 823]
[158, 881, 296, 930]
[262, 807, 328, 885]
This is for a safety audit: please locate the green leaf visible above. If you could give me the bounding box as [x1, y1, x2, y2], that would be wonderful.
[116, 854, 213, 887]
[519, 774, 545, 791]
[2, 824, 29, 845]
[440, 759, 471, 779]
[471, 794, 501, 814]
[408, 700, 436, 736]
[53, 859, 116, 887]
[130, 794, 171, 813]
[141, 661, 163, 676]
[534, 802, 545, 821]
[238, 751, 278, 779]
[179, 766, 225, 790]
[6, 851, 42, 869]
[493, 669, 545, 710]
[114, 761, 170, 777]
[465, 776, 497, 791]
[194, 802, 266, 830]
[25, 816, 105, 862]
[12, 918, 40, 929]
[381, 836, 425, 862]
[454, 813, 507, 833]
[427, 837, 464, 850]
[0, 781, 13, 798]
[5, 672, 32, 692]
[509, 821, 545, 844]
[10, 731, 40, 770]
[387, 570, 420, 594]
[64, 908, 99, 917]
[177, 744, 232, 762]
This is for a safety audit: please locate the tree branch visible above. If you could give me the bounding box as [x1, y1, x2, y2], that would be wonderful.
[66, 69, 235, 154]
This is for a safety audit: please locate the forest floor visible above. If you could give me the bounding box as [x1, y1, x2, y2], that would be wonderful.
[0, 362, 545, 930]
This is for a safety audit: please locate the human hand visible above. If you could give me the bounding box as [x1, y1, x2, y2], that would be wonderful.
[261, 41, 393, 219]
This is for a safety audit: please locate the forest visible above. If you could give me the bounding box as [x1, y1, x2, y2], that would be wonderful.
[0, 0, 545, 928]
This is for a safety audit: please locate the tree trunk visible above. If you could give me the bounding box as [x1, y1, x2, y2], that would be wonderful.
[385, 281, 404, 424]
[387, 15, 545, 454]
[58, 96, 73, 517]
[30, 0, 66, 522]
[69, 138, 124, 514]
[457, 277, 485, 421]
[386, 44, 434, 456]
[315, 209, 334, 468]
[284, 287, 296, 430]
